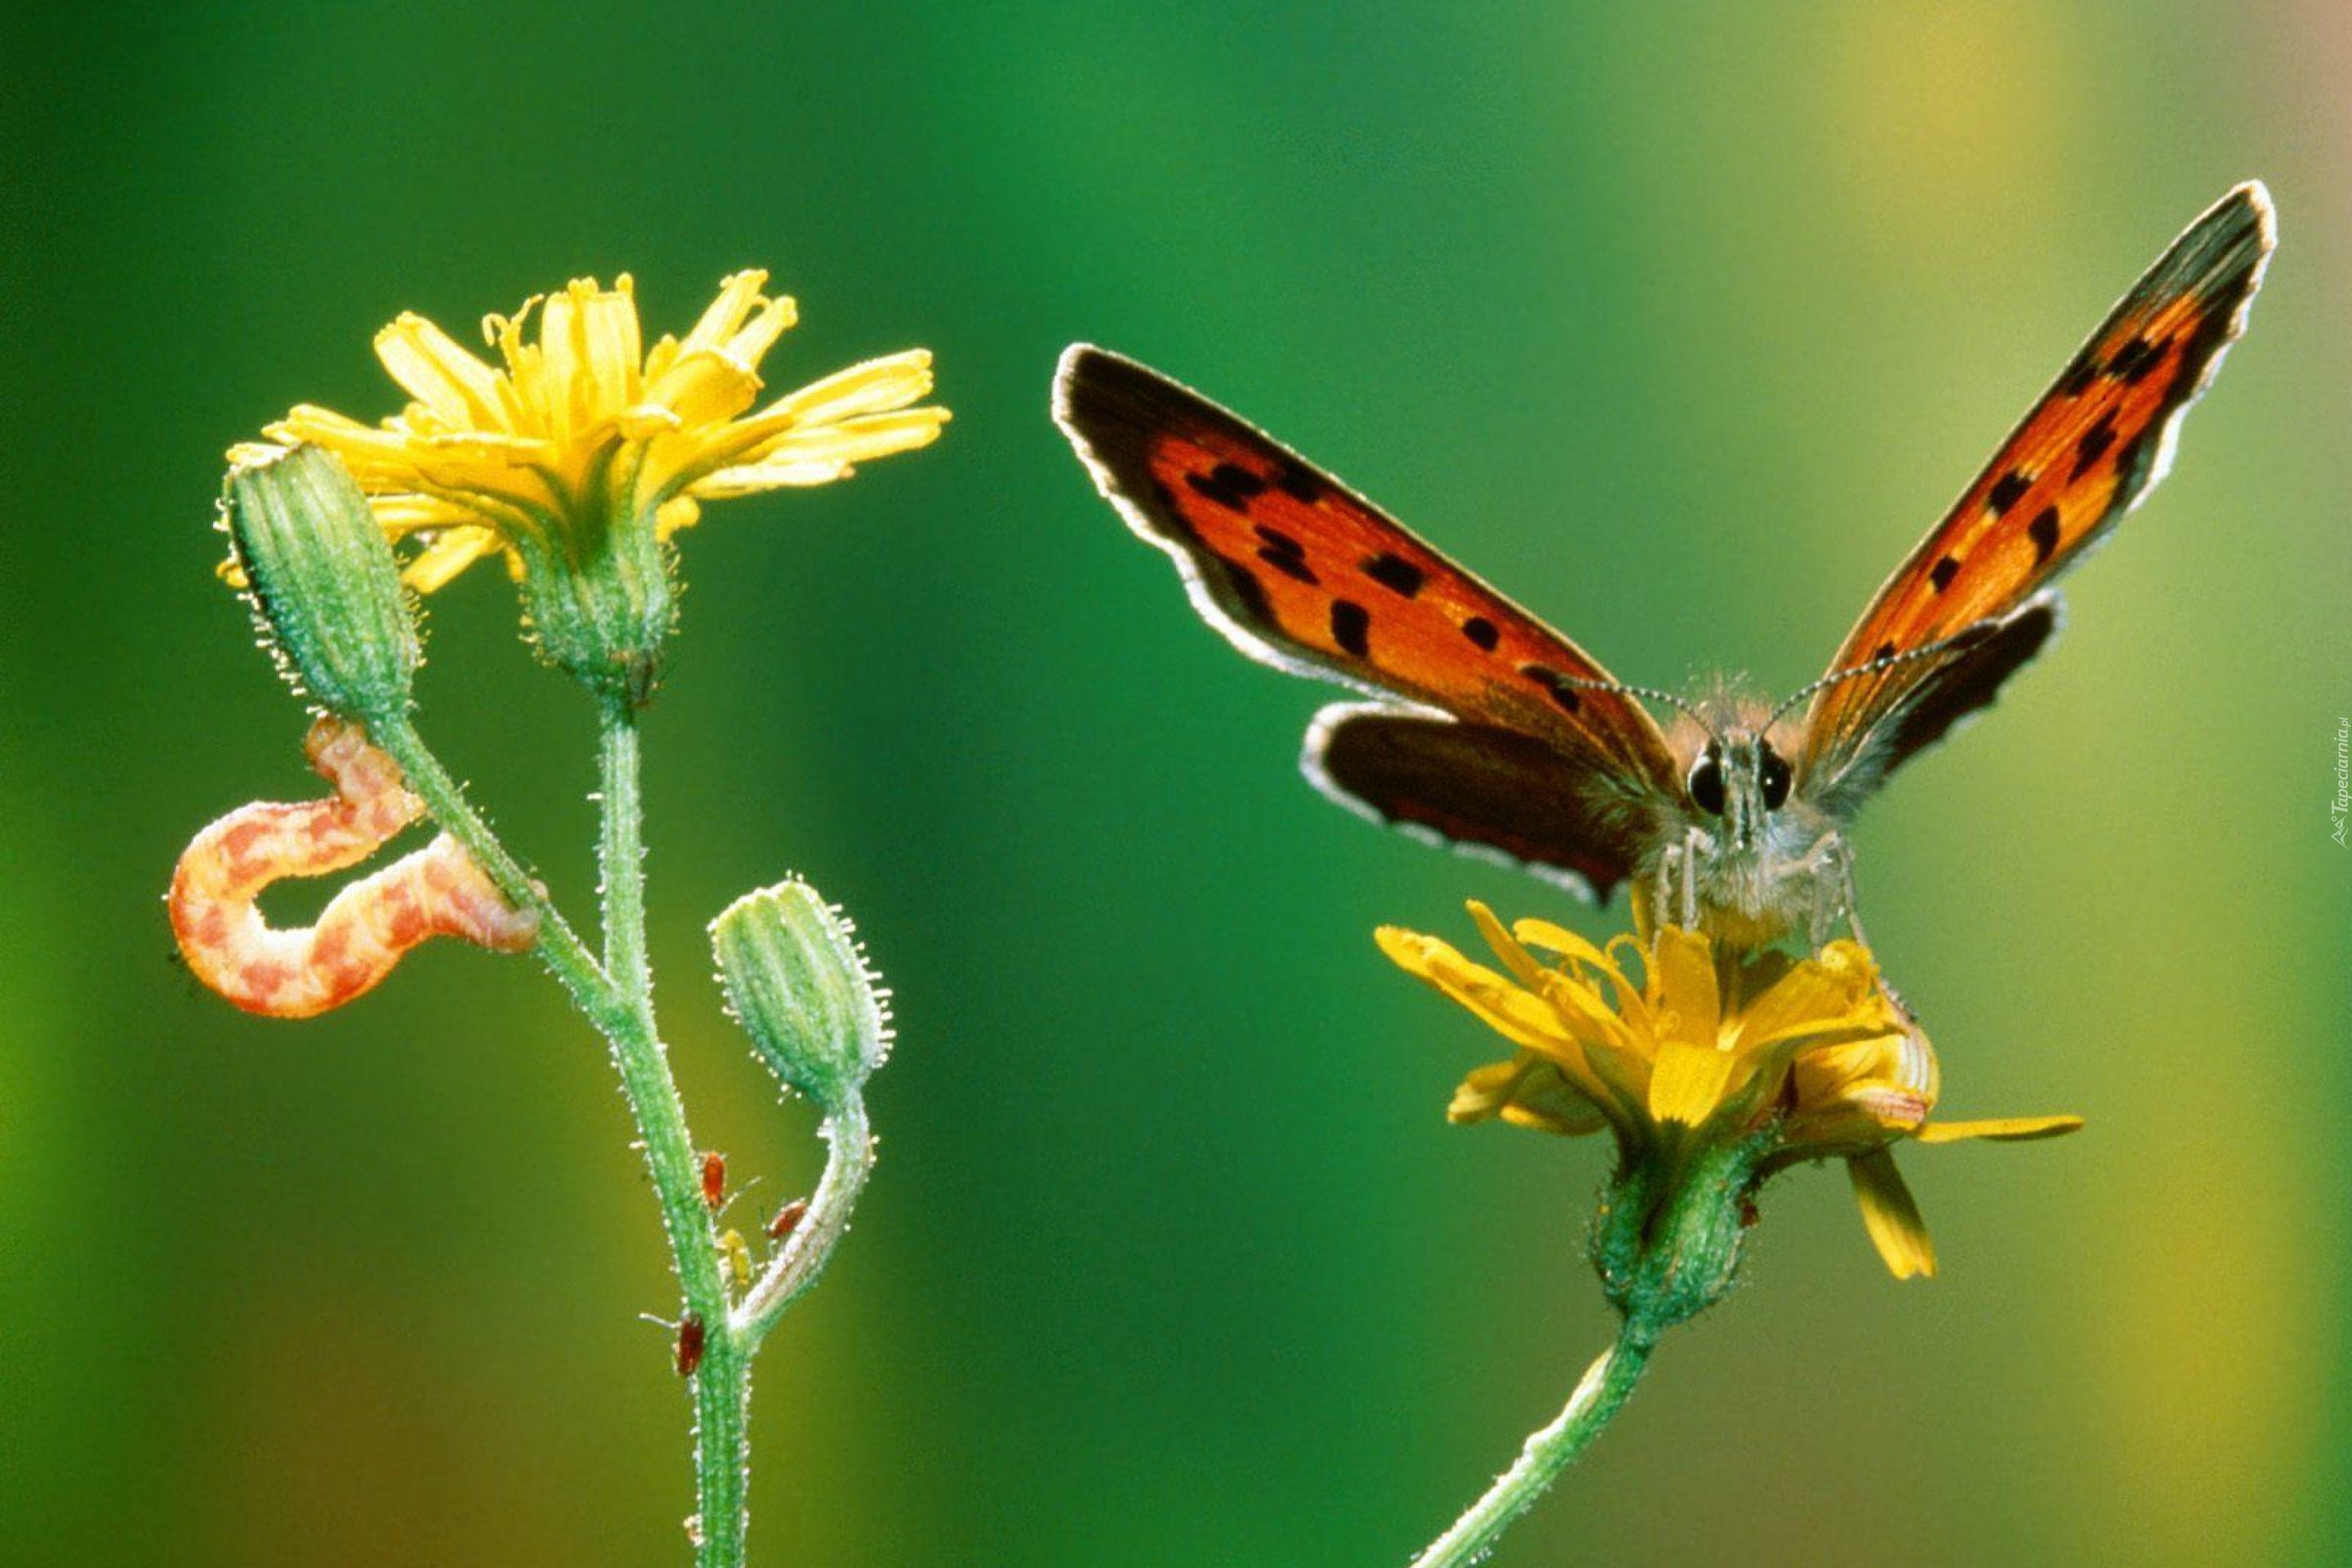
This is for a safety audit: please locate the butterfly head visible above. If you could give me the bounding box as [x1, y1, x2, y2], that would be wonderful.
[1682, 721, 1794, 853]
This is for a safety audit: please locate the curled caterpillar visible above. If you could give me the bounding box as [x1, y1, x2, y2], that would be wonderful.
[170, 716, 539, 1018]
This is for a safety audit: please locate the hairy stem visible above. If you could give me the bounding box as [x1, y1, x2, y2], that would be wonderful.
[380, 706, 870, 1565]
[1408, 1320, 1657, 1568]
[372, 714, 610, 1018]
[595, 701, 746, 1567]
[732, 1096, 872, 1350]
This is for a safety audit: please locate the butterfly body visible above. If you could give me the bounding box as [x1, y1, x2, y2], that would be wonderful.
[1056, 185, 2270, 950]
[1648, 700, 1837, 942]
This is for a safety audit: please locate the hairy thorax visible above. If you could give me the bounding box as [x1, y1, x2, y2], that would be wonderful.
[1646, 688, 1853, 947]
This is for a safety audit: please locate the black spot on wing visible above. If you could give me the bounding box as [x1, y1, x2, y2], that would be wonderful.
[1330, 599, 1371, 657]
[1361, 552, 1424, 598]
[1257, 547, 1317, 584]
[2109, 335, 2169, 385]
[2073, 412, 2118, 478]
[2027, 506, 2060, 564]
[1521, 664, 1583, 715]
[1273, 461, 1324, 504]
[1987, 470, 2033, 515]
[1252, 523, 1316, 582]
[2112, 429, 2160, 498]
[1210, 461, 1267, 498]
[1461, 616, 1500, 651]
[1185, 469, 1254, 510]
[1928, 556, 1961, 593]
[1220, 559, 1272, 621]
[2060, 354, 2099, 398]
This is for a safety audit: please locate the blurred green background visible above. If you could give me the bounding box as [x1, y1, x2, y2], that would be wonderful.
[4, 2, 2347, 1564]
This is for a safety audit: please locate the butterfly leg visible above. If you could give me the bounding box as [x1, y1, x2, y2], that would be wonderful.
[1665, 832, 1703, 930]
[1802, 832, 1924, 1023]
[1803, 832, 1864, 950]
[1683, 831, 1704, 929]
[1653, 835, 1690, 933]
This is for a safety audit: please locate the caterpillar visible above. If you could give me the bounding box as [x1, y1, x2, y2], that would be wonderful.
[169, 716, 539, 1018]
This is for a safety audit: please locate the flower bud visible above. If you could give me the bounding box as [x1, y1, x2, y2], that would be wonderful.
[224, 445, 418, 723]
[710, 878, 890, 1115]
[1591, 1131, 1773, 1333]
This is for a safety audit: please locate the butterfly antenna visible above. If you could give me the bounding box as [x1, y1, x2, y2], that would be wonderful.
[1554, 676, 1722, 746]
[1765, 623, 1998, 729]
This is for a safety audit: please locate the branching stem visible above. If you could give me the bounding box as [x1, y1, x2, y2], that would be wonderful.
[378, 702, 875, 1567]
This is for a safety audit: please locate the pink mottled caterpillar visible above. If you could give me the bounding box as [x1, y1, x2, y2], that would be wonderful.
[170, 717, 538, 1018]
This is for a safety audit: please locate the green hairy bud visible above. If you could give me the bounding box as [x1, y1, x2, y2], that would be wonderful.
[710, 878, 891, 1116]
[224, 444, 419, 723]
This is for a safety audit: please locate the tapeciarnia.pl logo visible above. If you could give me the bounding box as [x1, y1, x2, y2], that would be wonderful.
[2333, 716, 2349, 848]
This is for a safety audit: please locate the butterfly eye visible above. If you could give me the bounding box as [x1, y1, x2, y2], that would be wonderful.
[1686, 751, 1726, 816]
[1758, 745, 1793, 810]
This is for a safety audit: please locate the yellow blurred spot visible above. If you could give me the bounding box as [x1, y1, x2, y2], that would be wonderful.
[1823, 1, 2062, 238]
[2089, 1127, 2317, 1560]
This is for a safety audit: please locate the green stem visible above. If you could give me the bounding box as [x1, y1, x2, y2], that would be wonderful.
[596, 706, 653, 1000]
[593, 700, 746, 1568]
[731, 1095, 872, 1352]
[1408, 1319, 1657, 1568]
[372, 713, 611, 1021]
[379, 708, 745, 1564]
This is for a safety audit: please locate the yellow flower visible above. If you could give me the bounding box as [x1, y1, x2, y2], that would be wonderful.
[1378, 905, 2081, 1281]
[232, 272, 947, 594]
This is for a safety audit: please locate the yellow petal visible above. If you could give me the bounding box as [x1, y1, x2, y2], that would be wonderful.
[533, 283, 588, 435]
[484, 296, 550, 428]
[696, 404, 945, 491]
[1450, 1054, 1610, 1135]
[1790, 1022, 1938, 1129]
[690, 457, 855, 495]
[1848, 1147, 1936, 1280]
[683, 354, 939, 478]
[580, 274, 646, 416]
[373, 313, 506, 428]
[722, 294, 797, 367]
[1843, 1085, 1932, 1134]
[1374, 929, 1575, 1054]
[1469, 902, 1548, 989]
[414, 428, 557, 464]
[1731, 946, 1887, 1054]
[1512, 917, 1632, 987]
[1499, 1101, 1609, 1136]
[639, 345, 764, 432]
[751, 350, 933, 428]
[617, 400, 685, 441]
[677, 270, 773, 359]
[1648, 1039, 1736, 1126]
[1512, 919, 1647, 1045]
[400, 525, 504, 592]
[1448, 1058, 1526, 1123]
[652, 495, 703, 540]
[265, 405, 429, 487]
[368, 492, 472, 539]
[1914, 1115, 2085, 1144]
[1650, 927, 1722, 1045]
[537, 278, 639, 439]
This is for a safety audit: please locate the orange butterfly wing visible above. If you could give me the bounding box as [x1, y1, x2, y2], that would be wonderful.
[1054, 345, 1679, 896]
[1800, 182, 2273, 800]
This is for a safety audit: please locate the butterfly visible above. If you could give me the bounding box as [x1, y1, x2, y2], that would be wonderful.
[1054, 183, 2272, 948]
